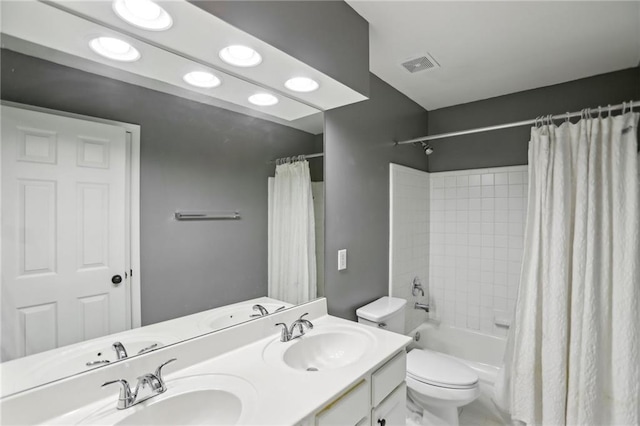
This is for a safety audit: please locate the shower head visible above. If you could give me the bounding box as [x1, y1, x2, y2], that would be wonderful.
[420, 142, 434, 155]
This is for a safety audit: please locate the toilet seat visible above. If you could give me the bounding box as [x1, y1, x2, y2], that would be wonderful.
[406, 349, 479, 389]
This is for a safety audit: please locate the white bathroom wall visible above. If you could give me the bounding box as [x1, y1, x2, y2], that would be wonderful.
[429, 165, 527, 337]
[389, 164, 430, 333]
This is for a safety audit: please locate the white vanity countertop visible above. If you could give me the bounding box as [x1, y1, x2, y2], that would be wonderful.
[44, 314, 411, 426]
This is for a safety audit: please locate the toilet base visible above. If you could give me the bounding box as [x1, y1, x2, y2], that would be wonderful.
[420, 404, 460, 426]
[407, 390, 462, 426]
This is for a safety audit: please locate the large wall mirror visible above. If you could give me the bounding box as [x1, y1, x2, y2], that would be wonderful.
[0, 0, 360, 396]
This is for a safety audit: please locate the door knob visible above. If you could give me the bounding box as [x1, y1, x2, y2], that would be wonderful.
[111, 275, 123, 285]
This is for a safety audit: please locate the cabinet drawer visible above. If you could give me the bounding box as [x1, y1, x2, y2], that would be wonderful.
[371, 351, 406, 407]
[316, 380, 370, 426]
[371, 382, 407, 426]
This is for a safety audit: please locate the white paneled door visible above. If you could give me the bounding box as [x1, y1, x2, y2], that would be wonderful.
[1, 106, 130, 361]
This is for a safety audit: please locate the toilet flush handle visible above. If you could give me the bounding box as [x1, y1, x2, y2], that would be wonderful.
[377, 322, 387, 328]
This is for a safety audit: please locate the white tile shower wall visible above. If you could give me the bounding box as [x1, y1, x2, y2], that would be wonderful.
[389, 164, 430, 333]
[429, 165, 528, 337]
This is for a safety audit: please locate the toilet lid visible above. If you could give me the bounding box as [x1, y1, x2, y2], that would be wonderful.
[407, 349, 478, 389]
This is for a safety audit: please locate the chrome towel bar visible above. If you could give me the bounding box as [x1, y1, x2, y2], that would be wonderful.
[174, 211, 240, 220]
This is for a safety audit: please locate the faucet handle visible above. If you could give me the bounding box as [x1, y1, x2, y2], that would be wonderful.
[102, 379, 130, 391]
[298, 312, 309, 320]
[154, 358, 177, 384]
[102, 379, 134, 408]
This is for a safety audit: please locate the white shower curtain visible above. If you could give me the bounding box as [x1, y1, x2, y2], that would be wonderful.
[268, 159, 317, 304]
[505, 111, 640, 426]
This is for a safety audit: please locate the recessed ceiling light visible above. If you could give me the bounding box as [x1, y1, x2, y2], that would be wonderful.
[219, 45, 262, 67]
[183, 71, 221, 88]
[285, 77, 319, 93]
[248, 93, 278, 106]
[113, 0, 173, 31]
[89, 37, 140, 62]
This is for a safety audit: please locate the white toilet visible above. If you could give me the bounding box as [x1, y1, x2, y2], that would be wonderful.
[356, 297, 480, 426]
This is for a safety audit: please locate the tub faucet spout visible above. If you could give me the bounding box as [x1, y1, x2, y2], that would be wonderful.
[415, 302, 430, 313]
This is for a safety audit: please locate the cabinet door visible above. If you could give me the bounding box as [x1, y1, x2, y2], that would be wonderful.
[371, 382, 406, 426]
[316, 380, 370, 426]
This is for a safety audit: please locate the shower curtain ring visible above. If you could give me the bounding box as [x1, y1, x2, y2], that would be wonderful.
[630, 100, 634, 113]
[565, 112, 570, 123]
[598, 106, 602, 118]
[622, 102, 627, 114]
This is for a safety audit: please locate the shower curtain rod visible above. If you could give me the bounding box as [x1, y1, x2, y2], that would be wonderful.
[269, 152, 324, 164]
[395, 100, 640, 145]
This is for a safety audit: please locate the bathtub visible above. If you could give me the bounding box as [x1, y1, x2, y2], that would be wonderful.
[407, 321, 509, 425]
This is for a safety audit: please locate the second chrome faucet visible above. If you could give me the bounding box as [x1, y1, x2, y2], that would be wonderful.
[275, 313, 314, 342]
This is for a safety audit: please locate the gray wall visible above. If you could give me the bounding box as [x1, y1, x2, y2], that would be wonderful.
[324, 74, 429, 320]
[191, 1, 370, 97]
[1, 49, 318, 325]
[427, 67, 640, 172]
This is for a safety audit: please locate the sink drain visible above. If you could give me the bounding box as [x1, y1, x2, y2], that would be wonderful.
[306, 367, 319, 372]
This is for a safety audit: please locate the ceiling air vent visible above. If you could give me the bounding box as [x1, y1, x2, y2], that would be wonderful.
[401, 54, 440, 74]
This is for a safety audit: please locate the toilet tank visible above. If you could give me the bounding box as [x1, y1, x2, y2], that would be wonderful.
[356, 296, 406, 334]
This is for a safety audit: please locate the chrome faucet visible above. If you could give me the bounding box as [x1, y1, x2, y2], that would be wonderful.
[102, 358, 176, 409]
[112, 342, 128, 360]
[251, 304, 269, 317]
[250, 304, 286, 318]
[275, 313, 314, 342]
[415, 302, 430, 312]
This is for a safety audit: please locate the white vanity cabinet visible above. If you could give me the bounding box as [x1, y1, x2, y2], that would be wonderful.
[371, 382, 407, 426]
[312, 350, 407, 426]
[315, 380, 370, 426]
[370, 351, 407, 426]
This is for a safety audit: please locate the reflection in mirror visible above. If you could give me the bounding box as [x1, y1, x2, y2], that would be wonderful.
[0, 0, 324, 396]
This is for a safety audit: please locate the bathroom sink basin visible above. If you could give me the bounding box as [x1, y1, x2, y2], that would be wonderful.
[78, 375, 258, 425]
[263, 325, 375, 372]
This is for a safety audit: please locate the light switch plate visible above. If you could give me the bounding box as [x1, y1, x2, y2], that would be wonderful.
[338, 249, 347, 271]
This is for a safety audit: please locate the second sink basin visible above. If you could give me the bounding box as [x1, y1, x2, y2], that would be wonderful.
[263, 325, 375, 372]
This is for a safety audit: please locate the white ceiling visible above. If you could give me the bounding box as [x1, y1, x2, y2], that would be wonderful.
[346, 1, 640, 111]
